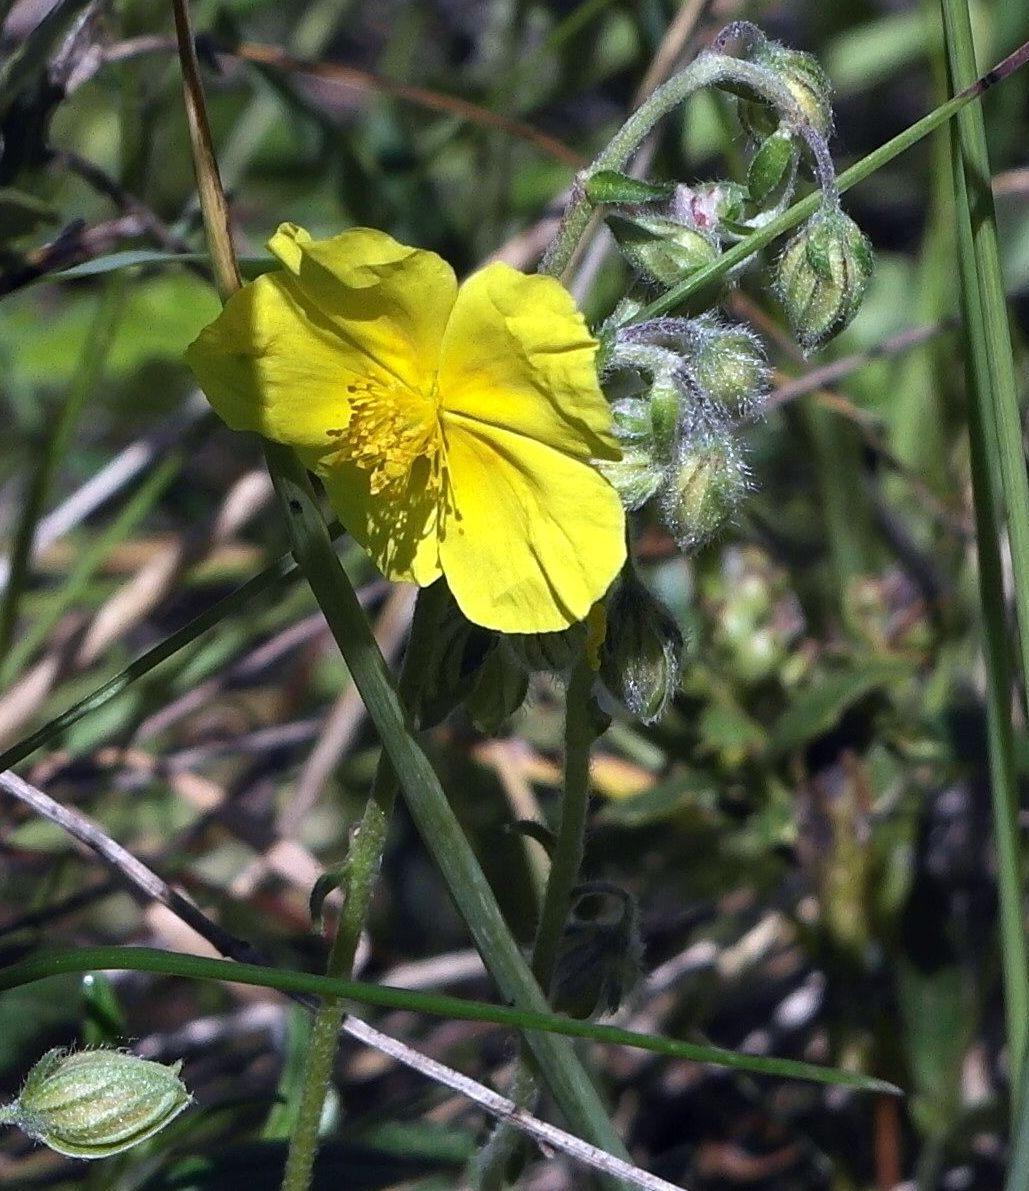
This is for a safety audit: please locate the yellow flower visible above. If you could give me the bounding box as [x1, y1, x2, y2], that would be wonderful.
[186, 224, 626, 633]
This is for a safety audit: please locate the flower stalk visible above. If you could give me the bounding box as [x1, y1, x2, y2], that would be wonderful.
[281, 582, 445, 1191]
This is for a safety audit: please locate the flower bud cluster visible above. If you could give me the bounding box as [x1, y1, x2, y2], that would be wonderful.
[597, 314, 767, 554]
[582, 23, 872, 354]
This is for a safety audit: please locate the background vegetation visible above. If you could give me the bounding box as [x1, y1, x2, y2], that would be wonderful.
[2, 0, 1029, 1187]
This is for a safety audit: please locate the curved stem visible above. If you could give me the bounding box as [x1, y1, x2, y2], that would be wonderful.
[539, 51, 836, 280]
[281, 583, 445, 1191]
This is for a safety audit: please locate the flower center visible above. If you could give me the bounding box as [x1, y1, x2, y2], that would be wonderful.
[329, 378, 444, 497]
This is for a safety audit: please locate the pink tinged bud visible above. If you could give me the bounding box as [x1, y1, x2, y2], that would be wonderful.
[606, 213, 720, 289]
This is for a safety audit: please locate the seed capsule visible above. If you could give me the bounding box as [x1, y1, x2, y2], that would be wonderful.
[2, 1048, 191, 1159]
[776, 207, 873, 351]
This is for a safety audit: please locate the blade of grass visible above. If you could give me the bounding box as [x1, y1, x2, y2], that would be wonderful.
[941, 0, 1029, 1101]
[0, 547, 302, 772]
[0, 454, 181, 688]
[0, 945, 900, 1094]
[0, 277, 128, 668]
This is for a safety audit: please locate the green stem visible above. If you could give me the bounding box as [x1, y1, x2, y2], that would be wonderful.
[531, 655, 599, 991]
[942, 0, 1029, 1106]
[478, 656, 601, 1190]
[281, 584, 443, 1191]
[261, 445, 633, 1181]
[540, 51, 833, 278]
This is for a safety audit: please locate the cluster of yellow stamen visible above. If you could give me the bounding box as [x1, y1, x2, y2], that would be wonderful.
[329, 377, 444, 497]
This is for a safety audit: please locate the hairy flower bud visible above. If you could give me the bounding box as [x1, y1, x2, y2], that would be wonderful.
[692, 322, 770, 417]
[736, 43, 833, 142]
[600, 573, 684, 723]
[776, 206, 873, 351]
[1, 1048, 191, 1159]
[660, 431, 749, 552]
[509, 621, 588, 673]
[418, 588, 498, 728]
[671, 181, 749, 238]
[597, 446, 664, 511]
[607, 212, 719, 288]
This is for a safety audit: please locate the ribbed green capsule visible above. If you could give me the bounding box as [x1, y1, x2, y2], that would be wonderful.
[776, 207, 873, 351]
[692, 323, 770, 417]
[660, 431, 749, 552]
[1, 1048, 191, 1159]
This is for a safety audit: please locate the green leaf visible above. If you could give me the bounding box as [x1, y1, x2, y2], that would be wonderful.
[770, 658, 912, 754]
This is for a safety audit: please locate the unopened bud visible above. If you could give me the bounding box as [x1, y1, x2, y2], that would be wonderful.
[600, 574, 684, 723]
[418, 586, 498, 728]
[1, 1048, 191, 1159]
[585, 170, 674, 205]
[597, 447, 664, 512]
[736, 43, 833, 141]
[692, 323, 770, 417]
[607, 213, 719, 288]
[776, 207, 873, 351]
[671, 181, 749, 237]
[660, 432, 749, 552]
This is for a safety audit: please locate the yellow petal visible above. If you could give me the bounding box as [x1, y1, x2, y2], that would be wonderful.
[439, 422, 626, 633]
[312, 450, 443, 588]
[185, 271, 356, 449]
[268, 224, 457, 394]
[438, 262, 620, 463]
